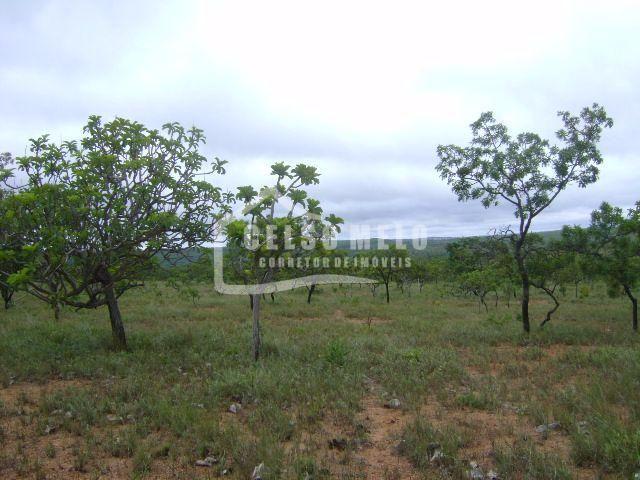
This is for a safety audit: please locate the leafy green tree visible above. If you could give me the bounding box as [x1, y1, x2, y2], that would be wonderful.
[409, 258, 429, 292]
[447, 236, 508, 311]
[565, 202, 640, 331]
[1, 116, 230, 349]
[425, 257, 448, 286]
[357, 245, 409, 303]
[226, 162, 343, 360]
[436, 104, 613, 332]
[0, 152, 18, 309]
[527, 235, 576, 326]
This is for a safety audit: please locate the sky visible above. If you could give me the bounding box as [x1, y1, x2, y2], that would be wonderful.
[1, 0, 639, 238]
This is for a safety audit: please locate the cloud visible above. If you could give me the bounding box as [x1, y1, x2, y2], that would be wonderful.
[1, 0, 639, 237]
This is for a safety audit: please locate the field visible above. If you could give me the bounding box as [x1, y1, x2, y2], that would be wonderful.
[0, 283, 639, 479]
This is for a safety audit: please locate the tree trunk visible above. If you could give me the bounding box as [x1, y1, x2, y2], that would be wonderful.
[521, 278, 530, 333]
[54, 303, 61, 321]
[384, 281, 390, 303]
[515, 242, 530, 333]
[252, 293, 261, 361]
[537, 285, 560, 328]
[307, 284, 316, 304]
[623, 285, 638, 332]
[105, 285, 127, 350]
[480, 293, 488, 313]
[1, 286, 13, 309]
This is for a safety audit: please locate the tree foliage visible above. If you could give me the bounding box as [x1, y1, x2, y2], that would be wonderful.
[564, 202, 640, 331]
[436, 104, 613, 332]
[0, 116, 230, 348]
[226, 161, 343, 360]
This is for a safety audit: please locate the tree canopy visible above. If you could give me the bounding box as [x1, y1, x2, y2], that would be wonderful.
[436, 104, 613, 332]
[0, 116, 231, 349]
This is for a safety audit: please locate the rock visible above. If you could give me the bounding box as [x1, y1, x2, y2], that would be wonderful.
[44, 424, 56, 435]
[535, 424, 548, 434]
[536, 422, 561, 434]
[64, 411, 73, 419]
[487, 470, 499, 480]
[221, 468, 230, 475]
[195, 456, 217, 467]
[468, 463, 484, 480]
[385, 398, 401, 409]
[126, 414, 136, 423]
[426, 442, 441, 452]
[429, 449, 445, 465]
[106, 414, 122, 423]
[251, 463, 265, 480]
[51, 409, 63, 416]
[577, 420, 589, 433]
[228, 403, 242, 414]
[191, 403, 204, 409]
[328, 438, 348, 450]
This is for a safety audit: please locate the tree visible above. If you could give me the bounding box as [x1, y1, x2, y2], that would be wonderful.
[410, 258, 429, 292]
[436, 104, 613, 332]
[565, 202, 640, 331]
[447, 236, 508, 311]
[1, 116, 230, 349]
[527, 235, 576, 327]
[0, 152, 18, 309]
[226, 162, 343, 360]
[358, 245, 409, 303]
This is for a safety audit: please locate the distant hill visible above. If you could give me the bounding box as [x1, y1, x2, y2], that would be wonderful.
[155, 230, 564, 267]
[336, 230, 563, 258]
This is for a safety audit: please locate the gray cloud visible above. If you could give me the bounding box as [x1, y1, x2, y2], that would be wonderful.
[2, 0, 639, 238]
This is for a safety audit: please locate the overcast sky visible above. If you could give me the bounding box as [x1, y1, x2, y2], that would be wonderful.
[1, 0, 639, 238]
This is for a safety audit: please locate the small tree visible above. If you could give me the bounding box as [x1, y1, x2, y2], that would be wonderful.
[226, 162, 343, 360]
[527, 235, 575, 327]
[3, 116, 230, 349]
[410, 258, 429, 293]
[358, 246, 409, 303]
[447, 236, 508, 311]
[436, 104, 612, 332]
[566, 202, 640, 331]
[0, 152, 18, 309]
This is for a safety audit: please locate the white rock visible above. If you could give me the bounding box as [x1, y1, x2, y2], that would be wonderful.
[195, 456, 217, 467]
[430, 449, 445, 464]
[386, 398, 401, 409]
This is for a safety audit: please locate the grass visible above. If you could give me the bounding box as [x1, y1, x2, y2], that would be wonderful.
[0, 282, 638, 478]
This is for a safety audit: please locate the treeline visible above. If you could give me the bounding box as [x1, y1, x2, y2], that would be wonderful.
[1, 104, 638, 360]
